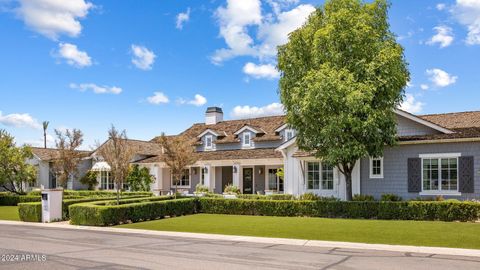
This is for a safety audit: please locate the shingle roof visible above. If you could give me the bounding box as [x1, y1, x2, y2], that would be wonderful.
[31, 147, 91, 161]
[95, 139, 163, 157]
[420, 111, 480, 129]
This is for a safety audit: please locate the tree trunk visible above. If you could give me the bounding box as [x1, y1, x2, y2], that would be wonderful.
[44, 131, 47, 149]
[116, 181, 120, 205]
[345, 171, 353, 201]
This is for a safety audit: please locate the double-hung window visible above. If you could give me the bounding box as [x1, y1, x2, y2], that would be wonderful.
[267, 168, 284, 192]
[285, 129, 294, 141]
[306, 162, 334, 190]
[205, 135, 213, 150]
[422, 156, 458, 193]
[173, 168, 190, 187]
[243, 132, 251, 147]
[370, 157, 383, 178]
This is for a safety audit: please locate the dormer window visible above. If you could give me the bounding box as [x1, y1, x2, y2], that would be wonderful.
[285, 129, 294, 141]
[243, 132, 251, 147]
[205, 135, 213, 150]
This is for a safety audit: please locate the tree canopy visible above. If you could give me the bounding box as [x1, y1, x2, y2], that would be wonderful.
[126, 164, 154, 192]
[277, 0, 409, 200]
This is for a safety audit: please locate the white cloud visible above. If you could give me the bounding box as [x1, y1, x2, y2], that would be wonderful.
[147, 92, 169, 105]
[24, 134, 55, 148]
[0, 111, 41, 129]
[70, 83, 122, 94]
[243, 62, 280, 79]
[176, 8, 190, 30]
[426, 25, 454, 48]
[436, 3, 447, 10]
[452, 0, 480, 45]
[420, 84, 430, 90]
[399, 94, 424, 114]
[231, 102, 284, 119]
[131, 45, 156, 70]
[56, 42, 92, 68]
[16, 0, 93, 40]
[426, 68, 458, 87]
[212, 0, 314, 64]
[177, 94, 208, 106]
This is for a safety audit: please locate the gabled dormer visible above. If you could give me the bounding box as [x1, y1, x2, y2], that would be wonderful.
[234, 125, 264, 149]
[197, 129, 220, 151]
[275, 123, 296, 142]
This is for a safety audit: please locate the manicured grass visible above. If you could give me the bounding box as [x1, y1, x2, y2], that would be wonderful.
[0, 206, 20, 221]
[116, 214, 480, 249]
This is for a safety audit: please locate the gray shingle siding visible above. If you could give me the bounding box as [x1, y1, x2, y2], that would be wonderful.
[360, 142, 480, 200]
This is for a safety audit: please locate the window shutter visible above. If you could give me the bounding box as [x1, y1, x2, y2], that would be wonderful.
[407, 158, 421, 192]
[459, 156, 474, 193]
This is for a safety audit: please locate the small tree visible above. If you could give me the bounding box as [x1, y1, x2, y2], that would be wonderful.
[158, 134, 197, 198]
[98, 126, 134, 204]
[0, 130, 36, 194]
[278, 0, 409, 200]
[80, 170, 98, 190]
[53, 128, 84, 188]
[126, 165, 154, 192]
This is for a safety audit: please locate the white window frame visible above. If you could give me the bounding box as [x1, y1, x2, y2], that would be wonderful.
[305, 161, 334, 191]
[419, 153, 461, 196]
[369, 157, 384, 179]
[285, 129, 294, 142]
[265, 166, 284, 193]
[205, 135, 213, 150]
[171, 168, 191, 188]
[242, 132, 252, 148]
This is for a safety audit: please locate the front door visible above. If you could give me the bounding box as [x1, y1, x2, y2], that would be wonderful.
[242, 168, 253, 194]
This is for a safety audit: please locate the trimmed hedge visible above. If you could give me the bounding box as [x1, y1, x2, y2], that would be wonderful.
[69, 198, 197, 226]
[27, 190, 153, 197]
[236, 194, 295, 200]
[0, 194, 40, 206]
[18, 195, 152, 222]
[197, 198, 480, 222]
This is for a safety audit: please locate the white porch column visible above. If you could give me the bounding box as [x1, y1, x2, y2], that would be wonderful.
[203, 164, 211, 190]
[232, 163, 240, 187]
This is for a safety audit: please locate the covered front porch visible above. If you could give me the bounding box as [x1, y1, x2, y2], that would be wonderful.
[145, 158, 284, 195]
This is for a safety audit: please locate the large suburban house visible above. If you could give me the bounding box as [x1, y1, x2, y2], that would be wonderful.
[29, 107, 480, 200]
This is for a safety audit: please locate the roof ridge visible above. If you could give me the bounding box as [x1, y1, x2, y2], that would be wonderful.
[420, 110, 480, 117]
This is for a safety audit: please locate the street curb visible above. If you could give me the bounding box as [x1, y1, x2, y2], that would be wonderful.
[1, 220, 479, 257]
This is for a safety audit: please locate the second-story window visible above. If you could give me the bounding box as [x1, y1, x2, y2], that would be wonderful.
[285, 129, 294, 141]
[243, 132, 251, 147]
[205, 135, 213, 150]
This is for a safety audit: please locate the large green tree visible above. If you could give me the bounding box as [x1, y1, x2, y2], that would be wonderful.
[0, 130, 36, 194]
[278, 0, 409, 200]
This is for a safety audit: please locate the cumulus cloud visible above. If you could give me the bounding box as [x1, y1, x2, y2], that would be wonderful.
[231, 102, 284, 119]
[426, 68, 458, 87]
[16, 0, 93, 40]
[399, 94, 424, 114]
[176, 8, 190, 30]
[70, 83, 122, 94]
[0, 111, 41, 129]
[452, 0, 480, 45]
[147, 92, 169, 105]
[178, 94, 208, 106]
[131, 45, 156, 70]
[420, 84, 429, 90]
[426, 25, 454, 48]
[55, 43, 92, 68]
[242, 62, 280, 79]
[212, 0, 314, 64]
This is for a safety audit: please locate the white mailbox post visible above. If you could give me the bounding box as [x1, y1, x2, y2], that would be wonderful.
[41, 189, 63, 223]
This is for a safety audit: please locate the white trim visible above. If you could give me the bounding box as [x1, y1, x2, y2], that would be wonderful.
[276, 137, 296, 151]
[242, 132, 252, 148]
[195, 158, 283, 167]
[369, 157, 384, 179]
[399, 137, 480, 145]
[394, 109, 454, 134]
[419, 153, 461, 158]
[275, 123, 288, 133]
[305, 161, 335, 192]
[419, 191, 462, 196]
[204, 134, 214, 151]
[170, 167, 191, 188]
[197, 129, 219, 138]
[285, 129, 295, 142]
[265, 165, 283, 193]
[234, 126, 260, 135]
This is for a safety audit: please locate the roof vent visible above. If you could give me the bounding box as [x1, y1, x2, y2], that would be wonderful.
[205, 107, 223, 125]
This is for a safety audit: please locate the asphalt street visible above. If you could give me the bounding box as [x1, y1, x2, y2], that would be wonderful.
[0, 224, 479, 270]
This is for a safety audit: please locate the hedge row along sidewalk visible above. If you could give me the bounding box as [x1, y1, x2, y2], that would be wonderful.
[67, 197, 480, 226]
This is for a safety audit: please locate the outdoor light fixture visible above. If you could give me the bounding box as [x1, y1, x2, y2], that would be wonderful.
[259, 168, 263, 175]
[204, 166, 208, 174]
[193, 168, 197, 175]
[233, 166, 238, 173]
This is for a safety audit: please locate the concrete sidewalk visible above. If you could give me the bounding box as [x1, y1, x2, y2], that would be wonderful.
[1, 219, 479, 258]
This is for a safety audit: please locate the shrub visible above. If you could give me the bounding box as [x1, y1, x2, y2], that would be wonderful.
[380, 194, 402, 202]
[27, 190, 152, 197]
[223, 184, 240, 195]
[197, 198, 480, 222]
[195, 184, 209, 193]
[69, 198, 197, 226]
[80, 171, 99, 190]
[18, 202, 42, 222]
[299, 193, 340, 201]
[126, 165, 154, 192]
[352, 194, 375, 201]
[0, 193, 40, 206]
[236, 194, 295, 200]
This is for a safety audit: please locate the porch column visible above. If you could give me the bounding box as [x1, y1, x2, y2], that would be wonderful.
[203, 164, 212, 190]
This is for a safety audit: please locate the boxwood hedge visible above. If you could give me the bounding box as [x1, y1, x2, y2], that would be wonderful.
[27, 190, 152, 197]
[69, 198, 196, 226]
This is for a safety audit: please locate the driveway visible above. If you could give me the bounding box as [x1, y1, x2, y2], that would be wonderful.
[0, 224, 479, 270]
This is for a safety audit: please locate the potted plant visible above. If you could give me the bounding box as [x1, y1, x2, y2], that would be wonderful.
[194, 184, 209, 197]
[223, 184, 240, 199]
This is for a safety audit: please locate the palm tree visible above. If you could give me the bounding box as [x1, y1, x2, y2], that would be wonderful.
[42, 121, 49, 148]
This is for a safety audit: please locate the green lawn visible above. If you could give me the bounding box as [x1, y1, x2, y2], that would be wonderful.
[117, 214, 480, 249]
[0, 206, 19, 221]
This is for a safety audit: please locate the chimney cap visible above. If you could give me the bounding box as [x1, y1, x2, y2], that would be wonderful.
[206, 107, 223, 113]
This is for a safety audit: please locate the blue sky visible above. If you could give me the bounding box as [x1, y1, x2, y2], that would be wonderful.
[0, 0, 479, 149]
